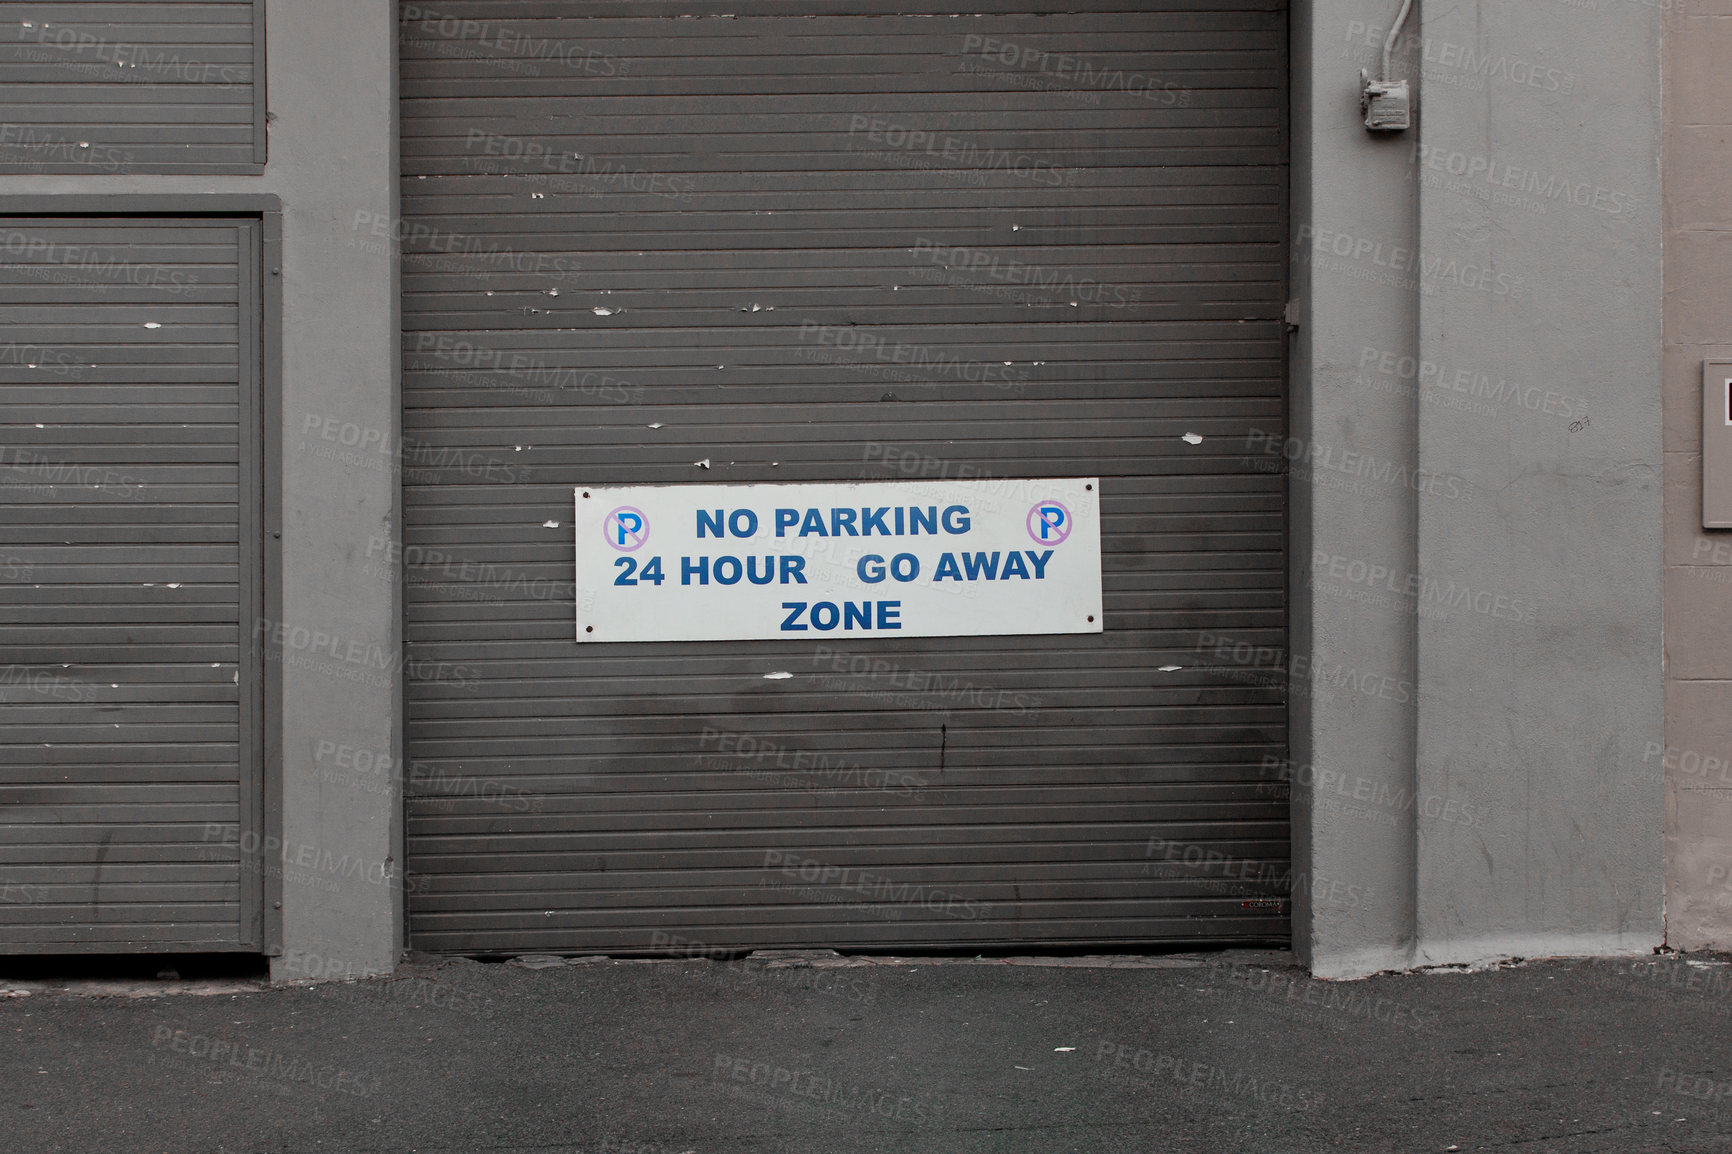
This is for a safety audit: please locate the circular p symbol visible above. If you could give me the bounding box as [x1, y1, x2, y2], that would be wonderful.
[603, 506, 649, 552]
[1027, 500, 1073, 545]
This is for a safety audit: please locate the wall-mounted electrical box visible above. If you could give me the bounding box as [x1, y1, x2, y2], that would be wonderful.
[1361, 70, 1411, 132]
[1704, 360, 1732, 528]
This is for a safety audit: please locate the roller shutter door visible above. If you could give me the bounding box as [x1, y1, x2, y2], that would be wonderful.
[400, 0, 1288, 953]
[0, 218, 263, 953]
[0, 1, 266, 174]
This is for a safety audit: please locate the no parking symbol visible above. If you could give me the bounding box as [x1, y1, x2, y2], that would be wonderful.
[1027, 500, 1073, 545]
[603, 506, 649, 552]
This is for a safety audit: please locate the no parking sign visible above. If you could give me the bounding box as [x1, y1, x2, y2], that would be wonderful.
[573, 479, 1103, 642]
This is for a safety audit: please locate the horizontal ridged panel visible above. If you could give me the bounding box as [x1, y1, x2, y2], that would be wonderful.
[0, 219, 246, 952]
[401, 2, 1288, 953]
[0, 1, 261, 173]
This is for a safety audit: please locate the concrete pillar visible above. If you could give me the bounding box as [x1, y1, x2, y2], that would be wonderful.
[1290, 0, 1422, 977]
[1410, 0, 1663, 965]
[1294, 0, 1664, 974]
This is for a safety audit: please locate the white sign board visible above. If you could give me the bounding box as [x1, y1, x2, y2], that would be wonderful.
[574, 479, 1102, 642]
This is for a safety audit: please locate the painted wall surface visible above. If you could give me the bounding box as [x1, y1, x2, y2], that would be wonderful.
[1289, 0, 1422, 978]
[1295, 0, 1665, 976]
[1412, 1, 1664, 966]
[1664, 0, 1732, 951]
[0, 0, 403, 979]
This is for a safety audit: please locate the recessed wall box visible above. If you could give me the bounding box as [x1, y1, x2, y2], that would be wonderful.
[1361, 70, 1411, 132]
[1704, 360, 1732, 528]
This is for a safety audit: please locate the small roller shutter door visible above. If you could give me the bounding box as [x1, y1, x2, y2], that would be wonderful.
[0, 218, 263, 953]
[0, 1, 266, 174]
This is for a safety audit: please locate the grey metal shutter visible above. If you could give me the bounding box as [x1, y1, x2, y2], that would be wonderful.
[0, 1, 266, 174]
[400, 0, 1288, 954]
[0, 218, 263, 953]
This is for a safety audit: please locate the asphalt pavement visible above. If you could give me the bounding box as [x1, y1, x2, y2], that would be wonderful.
[3, 947, 1730, 1153]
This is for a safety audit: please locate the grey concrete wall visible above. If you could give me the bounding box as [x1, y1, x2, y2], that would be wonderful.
[1289, 0, 1421, 978]
[262, 0, 401, 983]
[0, 0, 403, 979]
[1664, 0, 1732, 951]
[1295, 0, 1665, 976]
[1411, 1, 1664, 966]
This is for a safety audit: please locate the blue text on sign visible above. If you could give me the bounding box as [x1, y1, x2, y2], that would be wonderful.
[682, 555, 809, 585]
[693, 506, 976, 539]
[780, 601, 902, 631]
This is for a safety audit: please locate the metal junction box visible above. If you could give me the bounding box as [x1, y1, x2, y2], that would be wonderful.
[1705, 361, 1732, 528]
